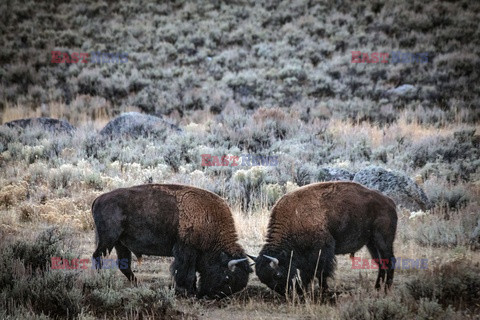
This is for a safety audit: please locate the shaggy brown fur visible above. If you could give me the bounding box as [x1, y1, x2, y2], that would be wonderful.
[92, 184, 251, 298]
[255, 181, 397, 295]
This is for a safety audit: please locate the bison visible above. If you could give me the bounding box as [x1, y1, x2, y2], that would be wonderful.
[254, 181, 397, 295]
[92, 184, 252, 298]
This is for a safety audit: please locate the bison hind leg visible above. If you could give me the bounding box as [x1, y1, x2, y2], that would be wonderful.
[171, 243, 198, 296]
[115, 242, 137, 283]
[367, 243, 384, 290]
[367, 238, 395, 292]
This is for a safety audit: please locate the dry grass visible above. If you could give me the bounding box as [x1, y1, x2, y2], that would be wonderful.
[328, 114, 475, 150]
[1, 0, 479, 316]
[0, 181, 29, 209]
[231, 206, 270, 255]
[1, 100, 143, 129]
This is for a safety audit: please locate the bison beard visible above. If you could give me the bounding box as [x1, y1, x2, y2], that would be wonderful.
[254, 182, 398, 295]
[92, 184, 252, 299]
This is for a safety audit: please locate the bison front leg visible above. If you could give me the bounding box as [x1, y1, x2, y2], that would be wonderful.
[171, 243, 198, 296]
[314, 238, 336, 293]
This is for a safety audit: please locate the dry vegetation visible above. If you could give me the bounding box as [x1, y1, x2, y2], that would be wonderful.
[1, 0, 479, 319]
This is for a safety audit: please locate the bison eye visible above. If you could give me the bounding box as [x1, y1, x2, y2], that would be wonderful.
[274, 271, 282, 279]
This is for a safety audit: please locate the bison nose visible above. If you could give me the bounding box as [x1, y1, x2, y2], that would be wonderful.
[263, 254, 279, 269]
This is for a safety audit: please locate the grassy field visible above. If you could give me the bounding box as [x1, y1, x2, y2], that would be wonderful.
[1, 0, 479, 319]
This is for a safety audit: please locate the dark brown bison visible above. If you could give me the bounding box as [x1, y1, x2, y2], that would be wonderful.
[92, 184, 252, 298]
[254, 181, 397, 295]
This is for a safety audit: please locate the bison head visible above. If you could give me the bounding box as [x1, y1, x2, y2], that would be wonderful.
[254, 250, 299, 295]
[197, 251, 252, 299]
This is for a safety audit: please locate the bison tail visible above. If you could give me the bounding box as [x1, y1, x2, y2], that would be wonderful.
[91, 196, 98, 245]
[94, 227, 99, 247]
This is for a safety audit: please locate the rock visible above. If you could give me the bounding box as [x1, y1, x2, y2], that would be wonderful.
[317, 167, 355, 181]
[385, 84, 418, 98]
[353, 166, 431, 211]
[99, 112, 182, 138]
[3, 117, 75, 134]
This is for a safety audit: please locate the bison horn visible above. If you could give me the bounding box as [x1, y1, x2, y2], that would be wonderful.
[246, 254, 257, 261]
[263, 254, 279, 268]
[228, 258, 248, 271]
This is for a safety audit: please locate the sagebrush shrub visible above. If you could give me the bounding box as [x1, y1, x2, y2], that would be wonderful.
[406, 260, 480, 309]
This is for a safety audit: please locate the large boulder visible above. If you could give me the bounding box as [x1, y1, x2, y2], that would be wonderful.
[3, 117, 75, 134]
[353, 166, 431, 211]
[99, 112, 182, 138]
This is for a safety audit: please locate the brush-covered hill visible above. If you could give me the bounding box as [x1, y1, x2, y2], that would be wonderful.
[1, 0, 479, 124]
